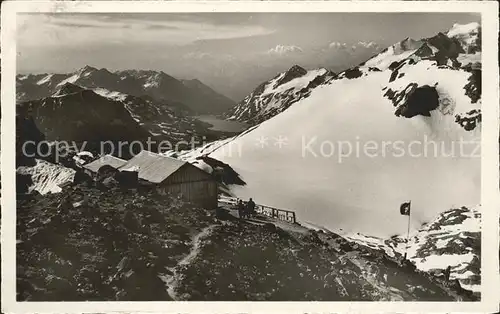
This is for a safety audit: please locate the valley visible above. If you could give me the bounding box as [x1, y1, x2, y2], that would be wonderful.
[195, 115, 248, 133]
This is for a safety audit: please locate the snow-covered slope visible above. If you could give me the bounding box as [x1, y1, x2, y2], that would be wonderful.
[209, 69, 480, 237]
[447, 22, 481, 54]
[225, 65, 335, 125]
[16, 159, 75, 194]
[52, 82, 85, 97]
[361, 24, 480, 71]
[362, 37, 424, 70]
[225, 23, 480, 129]
[200, 23, 481, 238]
[447, 22, 481, 69]
[337, 206, 481, 292]
[382, 59, 481, 129]
[394, 206, 480, 292]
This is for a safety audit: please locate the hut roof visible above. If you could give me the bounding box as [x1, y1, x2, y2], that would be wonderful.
[83, 155, 127, 173]
[118, 150, 187, 184]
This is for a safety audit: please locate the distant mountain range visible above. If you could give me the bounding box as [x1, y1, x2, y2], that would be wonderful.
[17, 66, 235, 114]
[17, 83, 151, 143]
[16, 82, 217, 154]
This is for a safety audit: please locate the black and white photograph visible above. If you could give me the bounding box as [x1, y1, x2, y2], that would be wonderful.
[2, 1, 499, 312]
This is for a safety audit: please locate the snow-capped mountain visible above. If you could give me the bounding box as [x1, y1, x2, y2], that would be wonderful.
[338, 206, 480, 292]
[181, 23, 481, 239]
[361, 37, 425, 70]
[447, 22, 481, 54]
[361, 22, 480, 71]
[16, 66, 235, 114]
[225, 65, 335, 125]
[223, 23, 481, 127]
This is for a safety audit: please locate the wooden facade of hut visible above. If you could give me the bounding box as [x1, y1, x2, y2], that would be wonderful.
[118, 151, 218, 209]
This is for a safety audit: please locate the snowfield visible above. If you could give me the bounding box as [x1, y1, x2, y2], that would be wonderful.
[362, 37, 423, 70]
[384, 59, 481, 136]
[94, 87, 128, 102]
[209, 66, 480, 238]
[393, 206, 481, 292]
[363, 47, 418, 70]
[415, 252, 475, 272]
[36, 74, 54, 85]
[447, 22, 480, 45]
[17, 159, 75, 194]
[262, 68, 328, 96]
[334, 205, 481, 292]
[56, 73, 80, 87]
[457, 52, 481, 67]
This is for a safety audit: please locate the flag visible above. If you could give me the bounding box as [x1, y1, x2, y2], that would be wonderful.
[400, 201, 411, 216]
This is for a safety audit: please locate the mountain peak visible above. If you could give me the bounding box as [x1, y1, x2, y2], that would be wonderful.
[226, 66, 332, 124]
[446, 22, 481, 54]
[396, 37, 422, 52]
[274, 64, 308, 87]
[96, 67, 112, 74]
[287, 64, 306, 73]
[52, 82, 85, 97]
[447, 22, 480, 38]
[78, 65, 98, 73]
[318, 67, 336, 76]
[182, 78, 207, 89]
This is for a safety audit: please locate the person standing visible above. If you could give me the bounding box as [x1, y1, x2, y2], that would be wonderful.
[444, 265, 452, 281]
[237, 200, 245, 219]
[246, 198, 256, 218]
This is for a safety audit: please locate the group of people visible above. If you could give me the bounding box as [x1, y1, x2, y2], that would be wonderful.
[236, 198, 256, 219]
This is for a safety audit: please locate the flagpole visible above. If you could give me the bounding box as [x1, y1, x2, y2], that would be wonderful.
[405, 201, 411, 259]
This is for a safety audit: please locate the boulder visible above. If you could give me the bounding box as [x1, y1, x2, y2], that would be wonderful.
[394, 85, 440, 118]
[262, 222, 277, 232]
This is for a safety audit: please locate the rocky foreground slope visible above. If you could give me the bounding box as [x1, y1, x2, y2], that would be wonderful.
[17, 182, 477, 301]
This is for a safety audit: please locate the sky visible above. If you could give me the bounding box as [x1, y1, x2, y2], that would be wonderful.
[17, 13, 480, 100]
